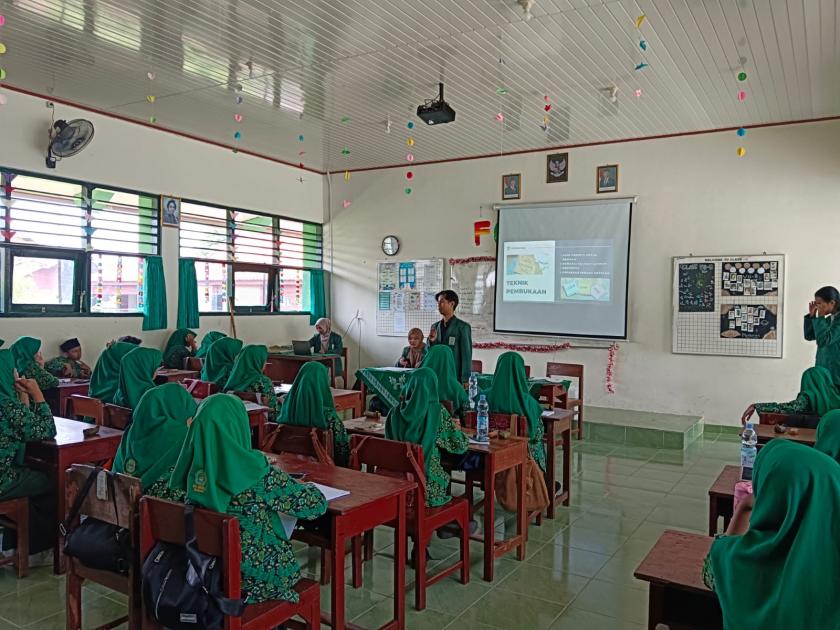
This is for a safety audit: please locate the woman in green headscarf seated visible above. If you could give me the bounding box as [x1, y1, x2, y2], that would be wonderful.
[421, 345, 470, 417]
[88, 341, 137, 403]
[278, 362, 349, 466]
[112, 383, 196, 492]
[486, 352, 546, 472]
[200, 336, 244, 388]
[9, 336, 58, 391]
[702, 440, 840, 629]
[223, 344, 279, 420]
[162, 328, 197, 369]
[113, 347, 163, 409]
[151, 394, 328, 604]
[386, 368, 469, 507]
[742, 366, 840, 427]
[195, 331, 226, 359]
[815, 409, 840, 463]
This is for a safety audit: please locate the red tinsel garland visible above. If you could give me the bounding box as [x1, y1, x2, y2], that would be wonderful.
[472, 341, 572, 352]
[606, 342, 618, 394]
[449, 256, 496, 265]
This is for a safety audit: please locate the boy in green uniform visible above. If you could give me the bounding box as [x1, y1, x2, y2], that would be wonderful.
[804, 286, 840, 386]
[45, 338, 92, 379]
[428, 290, 473, 383]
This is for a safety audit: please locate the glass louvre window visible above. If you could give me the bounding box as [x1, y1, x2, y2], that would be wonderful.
[276, 268, 310, 312]
[180, 202, 229, 261]
[196, 261, 229, 313]
[90, 187, 158, 254]
[89, 254, 144, 313]
[3, 173, 86, 249]
[278, 219, 322, 269]
[232, 211, 275, 264]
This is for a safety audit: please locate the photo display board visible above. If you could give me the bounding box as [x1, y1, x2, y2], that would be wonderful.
[376, 259, 444, 337]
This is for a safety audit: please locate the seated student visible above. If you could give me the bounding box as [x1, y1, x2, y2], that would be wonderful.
[741, 366, 840, 426]
[223, 345, 280, 420]
[44, 338, 92, 379]
[278, 362, 350, 466]
[422, 345, 469, 417]
[152, 394, 328, 604]
[0, 349, 57, 557]
[386, 368, 469, 507]
[805, 286, 840, 385]
[200, 336, 244, 388]
[162, 328, 197, 369]
[112, 383, 196, 492]
[9, 337, 58, 391]
[815, 409, 840, 462]
[89, 341, 138, 403]
[486, 352, 546, 472]
[113, 347, 164, 409]
[702, 440, 840, 629]
[195, 331, 226, 359]
[397, 328, 427, 368]
[117, 335, 142, 346]
[428, 290, 472, 383]
[309, 318, 343, 381]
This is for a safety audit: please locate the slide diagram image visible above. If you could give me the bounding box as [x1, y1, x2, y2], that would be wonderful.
[561, 277, 611, 301]
[503, 241, 555, 302]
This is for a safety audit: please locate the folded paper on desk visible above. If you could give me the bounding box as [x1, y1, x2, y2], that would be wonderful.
[278, 483, 350, 538]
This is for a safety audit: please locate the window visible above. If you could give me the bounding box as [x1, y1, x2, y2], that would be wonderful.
[233, 269, 270, 312]
[7, 248, 83, 313]
[180, 202, 229, 261]
[276, 268, 311, 312]
[90, 254, 145, 313]
[14, 0, 85, 30]
[94, 3, 141, 51]
[196, 261, 228, 313]
[182, 36, 228, 84]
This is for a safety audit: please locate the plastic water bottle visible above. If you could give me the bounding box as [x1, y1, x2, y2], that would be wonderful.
[476, 395, 490, 443]
[468, 372, 479, 410]
[740, 422, 758, 481]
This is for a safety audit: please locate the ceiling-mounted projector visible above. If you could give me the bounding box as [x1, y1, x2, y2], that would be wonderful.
[416, 83, 456, 125]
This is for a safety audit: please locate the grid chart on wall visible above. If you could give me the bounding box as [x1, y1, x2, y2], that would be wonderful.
[376, 259, 445, 337]
[449, 258, 497, 341]
[672, 255, 785, 358]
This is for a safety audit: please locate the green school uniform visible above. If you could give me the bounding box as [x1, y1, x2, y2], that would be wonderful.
[44, 356, 90, 379]
[162, 328, 196, 369]
[397, 344, 426, 368]
[195, 331, 226, 359]
[420, 345, 469, 415]
[158, 394, 328, 604]
[308, 332, 344, 377]
[9, 337, 59, 390]
[754, 366, 840, 417]
[386, 368, 468, 507]
[223, 345, 279, 421]
[113, 347, 163, 409]
[816, 409, 840, 463]
[804, 314, 840, 386]
[429, 316, 472, 383]
[201, 337, 244, 387]
[277, 362, 349, 466]
[89, 342, 137, 402]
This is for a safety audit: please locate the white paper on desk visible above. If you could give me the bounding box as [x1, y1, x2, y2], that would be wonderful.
[375, 367, 412, 372]
[242, 401, 265, 411]
[277, 513, 298, 539]
[311, 482, 350, 501]
[468, 437, 490, 445]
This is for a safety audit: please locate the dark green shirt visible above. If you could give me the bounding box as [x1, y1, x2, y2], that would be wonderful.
[308, 332, 343, 377]
[804, 315, 840, 386]
[429, 316, 472, 383]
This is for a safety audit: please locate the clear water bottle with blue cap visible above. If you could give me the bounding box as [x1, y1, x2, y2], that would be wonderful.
[476, 394, 490, 443]
[468, 372, 479, 410]
[740, 422, 758, 481]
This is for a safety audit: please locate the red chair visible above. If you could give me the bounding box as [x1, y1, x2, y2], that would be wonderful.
[66, 395, 104, 425]
[186, 357, 203, 372]
[104, 404, 132, 430]
[139, 497, 321, 629]
[183, 379, 218, 399]
[546, 362, 584, 439]
[349, 435, 470, 611]
[471, 360, 483, 374]
[0, 497, 28, 578]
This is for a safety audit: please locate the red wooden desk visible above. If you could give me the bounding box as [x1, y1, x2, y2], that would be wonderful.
[540, 409, 573, 517]
[755, 424, 816, 447]
[344, 417, 528, 582]
[266, 353, 339, 387]
[269, 453, 415, 630]
[275, 384, 363, 417]
[44, 380, 90, 417]
[154, 368, 199, 384]
[708, 465, 739, 535]
[24, 417, 123, 574]
[193, 397, 268, 447]
[634, 530, 723, 630]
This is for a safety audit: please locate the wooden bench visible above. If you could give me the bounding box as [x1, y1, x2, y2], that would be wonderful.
[0, 497, 28, 578]
[546, 362, 584, 439]
[707, 465, 740, 535]
[66, 394, 104, 425]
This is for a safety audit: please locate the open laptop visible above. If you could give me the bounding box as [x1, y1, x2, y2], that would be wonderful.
[291, 340, 312, 356]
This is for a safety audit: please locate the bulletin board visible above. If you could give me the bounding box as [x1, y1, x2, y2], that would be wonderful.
[449, 257, 497, 341]
[376, 258, 445, 337]
[672, 254, 785, 358]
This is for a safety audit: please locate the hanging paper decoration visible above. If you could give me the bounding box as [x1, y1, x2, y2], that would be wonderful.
[234, 113, 243, 122]
[405, 187, 412, 195]
[406, 137, 414, 146]
[406, 171, 414, 180]
[298, 134, 304, 142]
[0, 43, 6, 54]
[407, 121, 414, 129]
[544, 103, 552, 112]
[235, 95, 244, 105]
[340, 116, 350, 123]
[634, 89, 643, 97]
[137, 258, 145, 310]
[474, 220, 491, 246]
[605, 343, 618, 394]
[496, 87, 508, 95]
[639, 40, 647, 51]
[406, 152, 414, 162]
[737, 147, 746, 157]
[148, 116, 156, 123]
[341, 148, 350, 155]
[738, 71, 747, 81]
[0, 68, 6, 80]
[115, 255, 124, 307]
[0, 94, 7, 106]
[342, 199, 351, 208]
[234, 131, 241, 140]
[203, 262, 211, 305]
[472, 340, 573, 352]
[146, 71, 155, 80]
[737, 90, 746, 101]
[343, 170, 350, 182]
[635, 14, 646, 28]
[736, 127, 746, 137]
[634, 62, 648, 71]
[495, 112, 504, 122]
[146, 95, 156, 103]
[0, 15, 5, 26]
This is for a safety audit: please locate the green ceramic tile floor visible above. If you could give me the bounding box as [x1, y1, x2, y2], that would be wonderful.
[0, 431, 741, 629]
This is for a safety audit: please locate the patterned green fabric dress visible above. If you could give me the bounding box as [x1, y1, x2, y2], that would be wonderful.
[224, 345, 281, 421]
[9, 337, 59, 390]
[754, 366, 840, 416]
[44, 356, 90, 379]
[20, 361, 59, 390]
[249, 375, 281, 423]
[424, 408, 469, 507]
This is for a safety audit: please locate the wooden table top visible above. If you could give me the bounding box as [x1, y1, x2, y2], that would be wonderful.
[155, 368, 199, 377]
[541, 408, 574, 426]
[267, 353, 339, 361]
[268, 452, 415, 515]
[755, 423, 816, 446]
[55, 379, 90, 388]
[634, 530, 713, 593]
[709, 465, 741, 498]
[275, 384, 358, 397]
[41, 416, 123, 447]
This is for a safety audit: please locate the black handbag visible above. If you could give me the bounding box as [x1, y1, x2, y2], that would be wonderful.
[61, 466, 132, 574]
[141, 504, 245, 629]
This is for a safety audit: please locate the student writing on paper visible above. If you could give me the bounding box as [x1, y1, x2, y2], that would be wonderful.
[152, 394, 327, 604]
[162, 328, 197, 369]
[805, 286, 840, 385]
[223, 344, 280, 420]
[44, 338, 91, 379]
[113, 347, 163, 409]
[741, 366, 840, 427]
[428, 290, 473, 383]
[9, 337, 58, 391]
[309, 318, 344, 380]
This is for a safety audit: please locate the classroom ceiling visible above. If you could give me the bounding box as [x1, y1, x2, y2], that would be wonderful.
[1, 0, 838, 172]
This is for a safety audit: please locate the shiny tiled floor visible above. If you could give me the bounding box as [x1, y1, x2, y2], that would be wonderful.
[0, 433, 740, 629]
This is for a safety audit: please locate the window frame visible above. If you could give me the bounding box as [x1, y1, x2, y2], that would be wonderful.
[4, 245, 85, 314]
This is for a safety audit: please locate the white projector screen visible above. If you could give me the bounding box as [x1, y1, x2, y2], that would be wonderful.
[494, 198, 633, 339]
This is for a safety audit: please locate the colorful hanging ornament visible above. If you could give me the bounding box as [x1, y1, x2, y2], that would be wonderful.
[738, 90, 746, 101]
[406, 152, 414, 162]
[342, 199, 351, 208]
[736, 127, 746, 137]
[0, 15, 5, 26]
[635, 14, 646, 28]
[406, 137, 414, 146]
[544, 103, 552, 111]
[146, 95, 156, 103]
[235, 95, 243, 105]
[405, 187, 412, 195]
[341, 148, 350, 155]
[146, 71, 155, 80]
[495, 112, 504, 122]
[0, 93, 7, 106]
[737, 147, 746, 157]
[0, 43, 6, 54]
[634, 88, 643, 97]
[149, 116, 156, 123]
[639, 40, 647, 51]
[737, 71, 747, 81]
[406, 171, 414, 180]
[495, 87, 508, 95]
[343, 170, 350, 182]
[634, 62, 649, 71]
[474, 220, 491, 246]
[407, 121, 414, 129]
[298, 134, 304, 142]
[234, 131, 241, 140]
[340, 116, 350, 123]
[605, 343, 618, 394]
[234, 113, 243, 122]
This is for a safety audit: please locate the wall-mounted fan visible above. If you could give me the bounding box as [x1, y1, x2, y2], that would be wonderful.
[46, 119, 95, 168]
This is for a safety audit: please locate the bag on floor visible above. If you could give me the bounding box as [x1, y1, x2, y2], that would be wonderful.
[496, 457, 550, 513]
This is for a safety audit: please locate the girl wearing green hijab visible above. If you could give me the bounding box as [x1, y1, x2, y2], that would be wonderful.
[486, 352, 546, 471]
[9, 336, 58, 391]
[386, 368, 469, 507]
[89, 341, 137, 402]
[223, 344, 279, 420]
[113, 347, 163, 409]
[162, 328, 197, 369]
[742, 366, 840, 425]
[195, 331, 226, 359]
[112, 383, 196, 491]
[152, 394, 327, 604]
[703, 440, 840, 629]
[815, 409, 840, 462]
[421, 345, 469, 417]
[200, 337, 244, 388]
[277, 362, 349, 466]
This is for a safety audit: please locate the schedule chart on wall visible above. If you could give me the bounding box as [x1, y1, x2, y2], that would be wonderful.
[376, 258, 444, 336]
[672, 255, 785, 358]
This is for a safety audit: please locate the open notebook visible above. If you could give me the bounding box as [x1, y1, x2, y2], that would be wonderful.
[279, 482, 349, 538]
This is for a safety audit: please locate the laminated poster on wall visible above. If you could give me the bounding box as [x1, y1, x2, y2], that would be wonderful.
[376, 259, 444, 337]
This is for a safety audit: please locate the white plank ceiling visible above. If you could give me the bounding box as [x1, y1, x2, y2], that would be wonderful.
[0, 0, 837, 172]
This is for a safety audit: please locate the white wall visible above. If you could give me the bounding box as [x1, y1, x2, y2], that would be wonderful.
[327, 119, 840, 426]
[0, 91, 324, 362]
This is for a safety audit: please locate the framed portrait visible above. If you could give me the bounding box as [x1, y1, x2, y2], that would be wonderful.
[501, 173, 521, 200]
[160, 195, 181, 227]
[596, 164, 618, 194]
[546, 152, 569, 183]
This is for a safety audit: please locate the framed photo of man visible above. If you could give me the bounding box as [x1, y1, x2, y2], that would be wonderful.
[161, 195, 181, 227]
[502, 173, 522, 200]
[596, 164, 619, 193]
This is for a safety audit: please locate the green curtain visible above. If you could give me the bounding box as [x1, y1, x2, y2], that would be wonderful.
[177, 258, 200, 329]
[309, 269, 326, 325]
[142, 255, 167, 331]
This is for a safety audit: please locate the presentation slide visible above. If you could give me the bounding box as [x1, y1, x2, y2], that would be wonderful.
[494, 199, 632, 338]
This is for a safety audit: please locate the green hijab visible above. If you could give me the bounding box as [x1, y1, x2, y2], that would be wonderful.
[113, 347, 163, 409]
[0, 349, 17, 403]
[169, 393, 269, 512]
[9, 336, 41, 373]
[223, 344, 268, 392]
[799, 366, 840, 416]
[487, 352, 543, 441]
[421, 345, 468, 410]
[816, 409, 840, 462]
[112, 384, 196, 489]
[201, 337, 244, 387]
[195, 331, 226, 358]
[164, 328, 196, 356]
[709, 440, 840, 629]
[89, 342, 137, 402]
[277, 362, 335, 429]
[386, 368, 444, 479]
